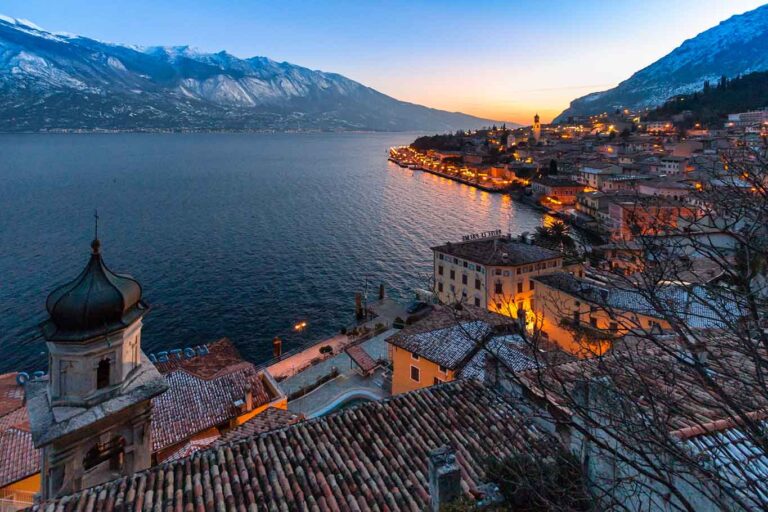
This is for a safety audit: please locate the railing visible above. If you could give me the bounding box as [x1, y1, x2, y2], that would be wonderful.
[0, 490, 36, 512]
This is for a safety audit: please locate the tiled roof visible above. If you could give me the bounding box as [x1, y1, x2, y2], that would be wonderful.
[0, 373, 38, 488]
[685, 420, 768, 507]
[159, 431, 221, 464]
[532, 272, 741, 329]
[38, 380, 552, 512]
[432, 237, 561, 266]
[154, 338, 246, 379]
[151, 361, 272, 452]
[459, 334, 540, 380]
[516, 337, 767, 434]
[345, 345, 377, 373]
[388, 320, 492, 370]
[214, 407, 303, 446]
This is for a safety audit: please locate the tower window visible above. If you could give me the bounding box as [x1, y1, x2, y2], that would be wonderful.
[97, 358, 111, 389]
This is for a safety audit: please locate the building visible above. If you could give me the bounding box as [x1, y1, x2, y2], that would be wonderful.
[532, 113, 541, 142]
[726, 108, 768, 127]
[530, 177, 584, 207]
[432, 234, 565, 321]
[35, 380, 555, 512]
[645, 120, 675, 134]
[577, 162, 621, 190]
[0, 373, 38, 508]
[530, 273, 669, 355]
[658, 155, 689, 175]
[486, 335, 768, 511]
[150, 338, 287, 462]
[609, 197, 690, 240]
[386, 305, 571, 395]
[26, 238, 168, 499]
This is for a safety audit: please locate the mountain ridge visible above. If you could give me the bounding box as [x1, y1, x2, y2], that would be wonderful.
[0, 15, 504, 132]
[554, 4, 768, 123]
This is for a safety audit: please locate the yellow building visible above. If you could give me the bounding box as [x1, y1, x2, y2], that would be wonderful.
[432, 234, 580, 329]
[386, 304, 565, 395]
[530, 273, 671, 357]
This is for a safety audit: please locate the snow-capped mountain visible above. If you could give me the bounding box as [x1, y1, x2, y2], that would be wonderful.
[0, 15, 499, 132]
[554, 4, 768, 123]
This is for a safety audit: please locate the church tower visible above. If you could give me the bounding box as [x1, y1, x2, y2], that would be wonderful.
[533, 113, 541, 143]
[26, 235, 167, 499]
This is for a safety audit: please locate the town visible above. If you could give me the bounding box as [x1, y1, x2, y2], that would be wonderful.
[0, 99, 766, 511]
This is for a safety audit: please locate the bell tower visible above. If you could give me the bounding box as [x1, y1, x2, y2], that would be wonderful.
[533, 113, 541, 143]
[26, 234, 167, 499]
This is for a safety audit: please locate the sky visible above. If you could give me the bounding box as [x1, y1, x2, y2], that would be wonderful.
[2, 0, 766, 124]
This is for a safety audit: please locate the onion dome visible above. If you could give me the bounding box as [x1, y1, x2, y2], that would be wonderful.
[41, 239, 149, 342]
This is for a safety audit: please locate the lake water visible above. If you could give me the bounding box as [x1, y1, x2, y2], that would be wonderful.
[0, 133, 544, 373]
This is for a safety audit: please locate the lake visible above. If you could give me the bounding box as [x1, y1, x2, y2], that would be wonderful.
[0, 133, 544, 372]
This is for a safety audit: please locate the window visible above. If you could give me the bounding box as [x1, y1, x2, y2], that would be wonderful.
[516, 268, 521, 275]
[503, 271, 510, 277]
[438, 253, 444, 260]
[463, 261, 468, 268]
[517, 282, 523, 293]
[453, 258, 458, 264]
[96, 358, 111, 389]
[438, 265, 444, 276]
[462, 274, 468, 285]
[609, 322, 618, 332]
[477, 266, 483, 273]
[474, 297, 481, 307]
[530, 281, 535, 291]
[475, 278, 481, 290]
[439, 365, 448, 373]
[411, 353, 420, 361]
[450, 270, 455, 280]
[573, 310, 581, 323]
[410, 366, 420, 382]
[494, 282, 503, 294]
[495, 269, 502, 276]
[438, 282, 444, 292]
[590, 317, 598, 327]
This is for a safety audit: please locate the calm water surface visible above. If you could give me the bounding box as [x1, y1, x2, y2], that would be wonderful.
[0, 133, 543, 372]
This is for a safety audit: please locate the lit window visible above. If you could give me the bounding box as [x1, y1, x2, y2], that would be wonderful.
[410, 366, 420, 382]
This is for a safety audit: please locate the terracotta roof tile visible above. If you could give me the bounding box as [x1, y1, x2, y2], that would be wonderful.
[40, 381, 552, 511]
[0, 373, 38, 487]
[215, 408, 303, 446]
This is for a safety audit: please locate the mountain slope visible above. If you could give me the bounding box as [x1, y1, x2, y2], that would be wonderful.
[554, 4, 768, 123]
[0, 15, 500, 132]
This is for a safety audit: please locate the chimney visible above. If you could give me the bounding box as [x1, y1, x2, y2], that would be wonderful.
[428, 445, 461, 511]
[244, 383, 254, 411]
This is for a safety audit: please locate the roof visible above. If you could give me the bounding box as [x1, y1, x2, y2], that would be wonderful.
[0, 374, 37, 488]
[345, 345, 377, 373]
[532, 177, 582, 188]
[459, 334, 541, 380]
[432, 236, 561, 266]
[515, 336, 767, 435]
[41, 239, 147, 342]
[151, 340, 276, 452]
[38, 380, 553, 512]
[532, 272, 741, 329]
[214, 407, 303, 446]
[685, 420, 768, 508]
[388, 320, 492, 370]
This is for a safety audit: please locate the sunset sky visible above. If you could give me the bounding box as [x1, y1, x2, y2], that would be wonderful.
[3, 0, 766, 124]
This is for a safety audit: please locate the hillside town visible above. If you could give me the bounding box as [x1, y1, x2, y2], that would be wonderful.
[0, 99, 766, 511]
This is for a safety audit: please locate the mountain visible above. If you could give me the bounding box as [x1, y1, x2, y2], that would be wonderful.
[554, 4, 768, 123]
[0, 15, 501, 132]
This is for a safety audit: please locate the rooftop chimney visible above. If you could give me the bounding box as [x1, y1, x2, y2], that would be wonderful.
[428, 445, 461, 511]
